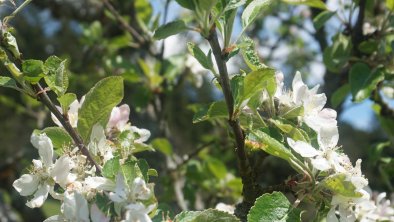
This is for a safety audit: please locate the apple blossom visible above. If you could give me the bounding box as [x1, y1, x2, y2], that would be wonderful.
[51, 97, 85, 128]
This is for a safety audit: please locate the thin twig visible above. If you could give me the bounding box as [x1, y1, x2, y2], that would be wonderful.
[33, 84, 102, 174]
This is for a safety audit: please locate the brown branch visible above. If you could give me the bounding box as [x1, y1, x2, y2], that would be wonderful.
[207, 27, 260, 221]
[102, 0, 146, 44]
[33, 84, 102, 174]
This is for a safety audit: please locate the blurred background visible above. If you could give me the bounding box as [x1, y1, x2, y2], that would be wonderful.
[0, 0, 393, 221]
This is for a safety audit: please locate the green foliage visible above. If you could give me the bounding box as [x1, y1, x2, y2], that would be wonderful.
[242, 0, 273, 31]
[153, 20, 188, 40]
[386, 0, 394, 11]
[321, 174, 363, 198]
[175, 0, 196, 10]
[240, 37, 265, 70]
[313, 11, 335, 30]
[174, 209, 239, 222]
[349, 63, 384, 102]
[57, 93, 77, 114]
[330, 84, 350, 108]
[78, 76, 124, 142]
[2, 31, 20, 59]
[0, 76, 19, 91]
[102, 156, 120, 179]
[247, 192, 300, 222]
[269, 118, 309, 142]
[282, 0, 327, 10]
[151, 138, 173, 156]
[323, 34, 352, 73]
[205, 157, 227, 179]
[193, 101, 228, 123]
[187, 42, 213, 70]
[22, 59, 45, 84]
[44, 56, 68, 96]
[38, 127, 73, 154]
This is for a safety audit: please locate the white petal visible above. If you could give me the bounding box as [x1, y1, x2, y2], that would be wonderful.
[132, 178, 151, 200]
[32, 159, 43, 169]
[107, 104, 130, 130]
[327, 207, 339, 222]
[287, 138, 319, 157]
[26, 183, 50, 208]
[63, 192, 89, 222]
[318, 126, 339, 149]
[51, 108, 63, 127]
[31, 133, 54, 167]
[109, 173, 128, 203]
[304, 108, 337, 132]
[311, 157, 331, 171]
[85, 177, 115, 191]
[124, 202, 153, 222]
[51, 156, 73, 187]
[90, 124, 106, 144]
[130, 126, 151, 143]
[43, 215, 67, 222]
[91, 204, 110, 222]
[13, 174, 39, 196]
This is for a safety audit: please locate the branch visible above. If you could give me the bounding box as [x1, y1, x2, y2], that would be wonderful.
[33, 84, 102, 174]
[207, 27, 260, 220]
[102, 0, 146, 45]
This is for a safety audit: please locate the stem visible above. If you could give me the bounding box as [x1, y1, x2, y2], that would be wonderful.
[102, 0, 146, 44]
[3, 0, 32, 24]
[207, 27, 259, 220]
[33, 84, 102, 174]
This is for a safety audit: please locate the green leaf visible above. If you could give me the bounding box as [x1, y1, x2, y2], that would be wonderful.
[44, 56, 69, 96]
[330, 84, 350, 108]
[153, 20, 188, 40]
[282, 0, 327, 10]
[151, 138, 173, 155]
[193, 101, 228, 123]
[175, 0, 196, 10]
[323, 34, 352, 73]
[322, 174, 363, 198]
[78, 76, 124, 142]
[270, 118, 309, 142]
[57, 93, 77, 114]
[224, 0, 246, 11]
[187, 42, 213, 70]
[358, 40, 379, 54]
[206, 157, 227, 180]
[349, 63, 384, 102]
[240, 37, 265, 70]
[280, 105, 304, 120]
[22, 59, 45, 84]
[242, 0, 273, 30]
[0, 76, 20, 90]
[2, 32, 20, 59]
[246, 130, 294, 161]
[137, 159, 150, 182]
[40, 127, 73, 154]
[313, 11, 335, 30]
[248, 192, 300, 222]
[174, 209, 239, 222]
[386, 0, 394, 11]
[102, 157, 120, 179]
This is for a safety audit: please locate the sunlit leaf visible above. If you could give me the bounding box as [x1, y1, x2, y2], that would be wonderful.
[154, 20, 189, 40]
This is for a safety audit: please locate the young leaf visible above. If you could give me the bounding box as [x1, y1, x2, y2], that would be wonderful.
[78, 76, 124, 142]
[102, 156, 120, 179]
[247, 192, 300, 222]
[39, 127, 73, 155]
[22, 59, 45, 84]
[349, 63, 384, 102]
[206, 157, 227, 180]
[44, 56, 69, 96]
[174, 209, 239, 222]
[386, 0, 394, 11]
[330, 84, 350, 108]
[240, 37, 265, 70]
[323, 34, 352, 73]
[246, 129, 295, 161]
[282, 0, 327, 10]
[0, 76, 20, 90]
[151, 138, 173, 156]
[321, 174, 363, 198]
[224, 0, 247, 11]
[242, 0, 273, 31]
[270, 118, 309, 142]
[175, 0, 196, 10]
[153, 20, 188, 40]
[2, 32, 21, 59]
[313, 10, 335, 30]
[57, 93, 77, 114]
[187, 42, 213, 70]
[193, 101, 228, 123]
[280, 105, 304, 120]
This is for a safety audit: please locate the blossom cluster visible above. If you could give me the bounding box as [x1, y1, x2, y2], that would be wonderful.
[273, 72, 394, 221]
[13, 100, 156, 222]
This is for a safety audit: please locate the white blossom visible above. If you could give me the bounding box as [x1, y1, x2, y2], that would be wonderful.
[51, 97, 85, 128]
